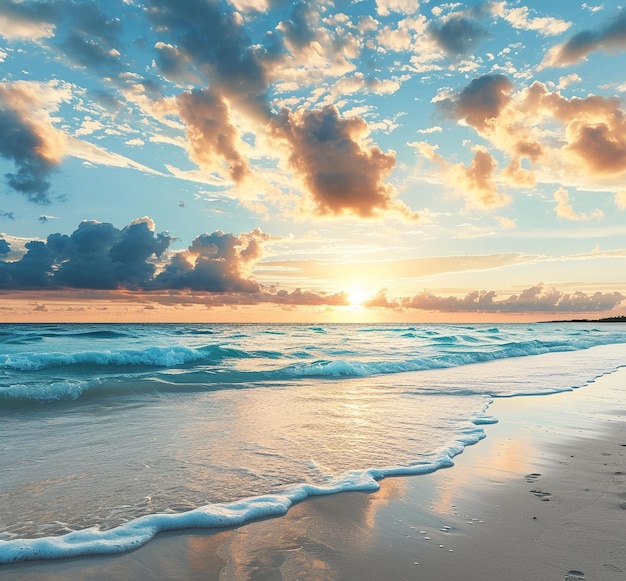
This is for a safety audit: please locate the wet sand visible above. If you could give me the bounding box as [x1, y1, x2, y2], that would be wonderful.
[3, 367, 625, 580]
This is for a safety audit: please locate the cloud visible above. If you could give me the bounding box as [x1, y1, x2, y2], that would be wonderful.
[0, 1, 124, 72]
[264, 287, 348, 307]
[0, 218, 173, 290]
[402, 283, 624, 313]
[155, 228, 273, 292]
[497, 216, 517, 229]
[277, 1, 317, 50]
[0, 0, 57, 40]
[146, 0, 272, 117]
[153, 41, 194, 83]
[261, 252, 540, 283]
[376, 0, 420, 18]
[269, 105, 417, 219]
[554, 187, 604, 221]
[428, 15, 490, 57]
[175, 89, 251, 183]
[615, 191, 626, 210]
[363, 288, 401, 309]
[1, 210, 15, 220]
[414, 143, 509, 209]
[452, 149, 510, 208]
[542, 8, 626, 68]
[416, 126, 442, 134]
[500, 6, 571, 36]
[0, 81, 67, 203]
[427, 75, 626, 195]
[438, 74, 514, 131]
[0, 238, 10, 256]
[65, 137, 164, 176]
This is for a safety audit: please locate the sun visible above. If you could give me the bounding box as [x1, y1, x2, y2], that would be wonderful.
[347, 286, 369, 308]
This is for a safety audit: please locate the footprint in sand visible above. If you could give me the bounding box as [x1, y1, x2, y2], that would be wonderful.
[530, 489, 552, 501]
[525, 473, 541, 483]
[565, 570, 585, 580]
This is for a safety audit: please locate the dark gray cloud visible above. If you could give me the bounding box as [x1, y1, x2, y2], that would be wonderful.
[543, 8, 626, 67]
[0, 218, 173, 290]
[0, 0, 58, 33]
[154, 42, 190, 82]
[279, 1, 317, 49]
[59, 33, 123, 72]
[0, 238, 10, 255]
[0, 219, 276, 293]
[0, 1, 124, 72]
[0, 98, 57, 204]
[0, 239, 56, 288]
[146, 0, 271, 117]
[1, 210, 15, 220]
[429, 15, 490, 57]
[402, 283, 624, 313]
[90, 90, 124, 114]
[56, 1, 124, 72]
[438, 74, 513, 131]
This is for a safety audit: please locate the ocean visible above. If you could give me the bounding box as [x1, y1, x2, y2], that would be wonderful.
[1, 322, 625, 563]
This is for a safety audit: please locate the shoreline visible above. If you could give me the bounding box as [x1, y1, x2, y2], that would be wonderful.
[2, 367, 625, 580]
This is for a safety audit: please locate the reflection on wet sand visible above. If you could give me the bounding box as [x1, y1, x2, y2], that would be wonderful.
[182, 475, 409, 580]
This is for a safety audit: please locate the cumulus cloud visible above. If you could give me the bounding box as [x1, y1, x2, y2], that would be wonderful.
[270, 105, 417, 219]
[438, 74, 514, 131]
[453, 149, 510, 208]
[0, 218, 285, 293]
[542, 8, 626, 68]
[554, 187, 604, 221]
[428, 14, 490, 57]
[0, 218, 172, 289]
[155, 228, 272, 292]
[146, 0, 272, 117]
[414, 143, 509, 209]
[376, 0, 420, 18]
[176, 88, 251, 183]
[402, 283, 624, 313]
[0, 81, 67, 203]
[427, 74, 626, 195]
[277, 0, 317, 50]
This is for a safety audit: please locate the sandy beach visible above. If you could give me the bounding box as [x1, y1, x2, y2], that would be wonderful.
[3, 366, 625, 581]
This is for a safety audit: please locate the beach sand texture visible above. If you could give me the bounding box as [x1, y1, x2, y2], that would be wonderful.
[2, 367, 625, 581]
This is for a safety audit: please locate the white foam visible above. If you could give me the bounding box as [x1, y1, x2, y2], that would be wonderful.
[0, 440, 481, 563]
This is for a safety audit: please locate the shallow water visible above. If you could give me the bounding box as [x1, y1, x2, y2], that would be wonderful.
[1, 323, 625, 562]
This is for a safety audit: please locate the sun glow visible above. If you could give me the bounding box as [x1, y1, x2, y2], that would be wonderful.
[347, 286, 369, 308]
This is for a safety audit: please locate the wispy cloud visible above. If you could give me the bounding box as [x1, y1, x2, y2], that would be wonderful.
[554, 187, 604, 221]
[541, 8, 626, 67]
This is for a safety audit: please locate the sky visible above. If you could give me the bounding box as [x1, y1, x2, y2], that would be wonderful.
[0, 0, 625, 323]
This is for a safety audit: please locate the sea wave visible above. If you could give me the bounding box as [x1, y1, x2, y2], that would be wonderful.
[0, 344, 255, 371]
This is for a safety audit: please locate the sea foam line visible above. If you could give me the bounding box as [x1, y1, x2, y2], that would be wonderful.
[0, 427, 487, 564]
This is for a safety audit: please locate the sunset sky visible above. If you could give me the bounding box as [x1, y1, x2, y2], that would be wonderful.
[1, 0, 625, 322]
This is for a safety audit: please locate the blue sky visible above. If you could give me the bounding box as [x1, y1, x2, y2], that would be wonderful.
[1, 0, 625, 321]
